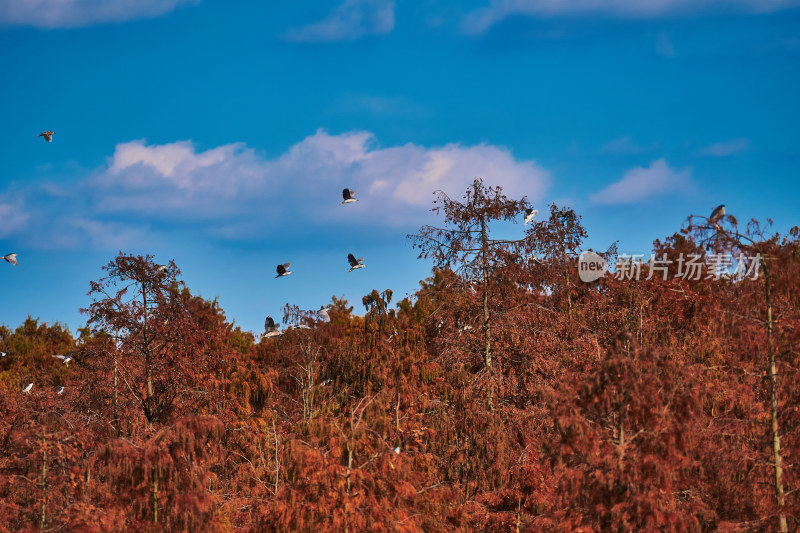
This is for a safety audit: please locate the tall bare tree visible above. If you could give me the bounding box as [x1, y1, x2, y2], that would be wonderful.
[688, 213, 800, 532]
[83, 253, 201, 426]
[409, 178, 531, 369]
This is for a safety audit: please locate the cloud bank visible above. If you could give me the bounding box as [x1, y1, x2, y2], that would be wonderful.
[0, 0, 198, 28]
[285, 0, 395, 42]
[10, 130, 550, 249]
[463, 0, 800, 34]
[590, 158, 692, 205]
[699, 138, 750, 156]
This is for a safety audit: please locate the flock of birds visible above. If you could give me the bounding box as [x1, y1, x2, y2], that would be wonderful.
[264, 188, 364, 339]
[6, 131, 728, 397]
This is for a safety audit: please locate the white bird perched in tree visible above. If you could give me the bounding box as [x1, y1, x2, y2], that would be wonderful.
[317, 306, 332, 323]
[524, 208, 539, 225]
[348, 254, 365, 272]
[392, 445, 401, 455]
[23, 383, 33, 394]
[53, 353, 74, 365]
[286, 323, 310, 331]
[709, 204, 726, 228]
[37, 131, 55, 142]
[341, 188, 357, 204]
[3, 253, 17, 265]
[276, 262, 292, 277]
[0, 351, 7, 358]
[57, 386, 65, 395]
[319, 378, 333, 387]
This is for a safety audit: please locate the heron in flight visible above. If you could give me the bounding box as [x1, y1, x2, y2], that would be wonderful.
[341, 189, 357, 205]
[53, 353, 74, 365]
[3, 253, 17, 265]
[276, 263, 292, 277]
[348, 254, 365, 272]
[38, 131, 55, 142]
[524, 208, 538, 225]
[263, 315, 283, 338]
[317, 306, 332, 323]
[265, 315, 279, 333]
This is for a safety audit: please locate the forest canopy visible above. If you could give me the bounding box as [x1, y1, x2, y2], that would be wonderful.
[1, 179, 798, 532]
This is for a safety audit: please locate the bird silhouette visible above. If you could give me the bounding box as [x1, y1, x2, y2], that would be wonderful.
[317, 306, 332, 323]
[276, 262, 292, 277]
[53, 353, 74, 365]
[341, 188, 357, 205]
[709, 204, 726, 228]
[37, 131, 55, 142]
[348, 254, 365, 272]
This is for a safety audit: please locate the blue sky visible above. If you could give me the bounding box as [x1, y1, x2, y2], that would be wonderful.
[0, 0, 798, 335]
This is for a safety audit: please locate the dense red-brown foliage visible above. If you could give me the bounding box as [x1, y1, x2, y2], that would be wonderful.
[1, 181, 798, 531]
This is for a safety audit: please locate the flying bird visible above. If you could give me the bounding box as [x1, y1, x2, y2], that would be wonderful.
[262, 316, 283, 339]
[265, 315, 279, 333]
[37, 131, 55, 142]
[276, 262, 292, 277]
[709, 204, 726, 228]
[347, 254, 365, 272]
[57, 386, 65, 395]
[524, 208, 539, 225]
[156, 264, 168, 273]
[317, 306, 332, 323]
[3, 253, 17, 265]
[53, 353, 74, 365]
[341, 189, 357, 204]
[23, 383, 33, 394]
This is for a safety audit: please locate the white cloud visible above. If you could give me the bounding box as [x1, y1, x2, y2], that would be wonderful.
[3, 130, 549, 249]
[90, 130, 549, 227]
[699, 138, 750, 156]
[600, 136, 657, 155]
[285, 0, 395, 42]
[0, 0, 198, 28]
[462, 0, 800, 34]
[0, 197, 29, 238]
[590, 159, 692, 205]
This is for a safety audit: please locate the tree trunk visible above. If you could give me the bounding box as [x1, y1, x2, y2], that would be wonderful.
[142, 285, 154, 426]
[272, 417, 280, 494]
[346, 444, 353, 496]
[152, 473, 159, 523]
[113, 349, 119, 436]
[480, 217, 492, 368]
[765, 267, 788, 532]
[40, 437, 47, 532]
